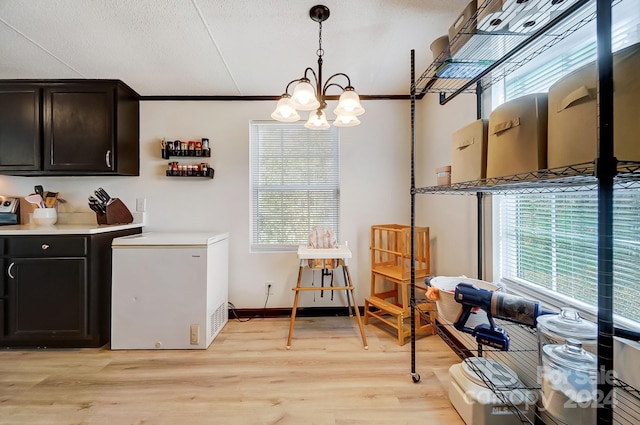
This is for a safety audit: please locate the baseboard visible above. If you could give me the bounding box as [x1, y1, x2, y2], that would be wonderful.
[229, 306, 365, 319]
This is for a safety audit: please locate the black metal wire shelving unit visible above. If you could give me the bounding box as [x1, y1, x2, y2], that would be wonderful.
[408, 0, 640, 424]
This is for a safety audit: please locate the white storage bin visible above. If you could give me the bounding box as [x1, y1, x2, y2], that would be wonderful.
[449, 357, 536, 425]
[428, 276, 499, 324]
[547, 42, 640, 168]
[486, 93, 548, 178]
[451, 119, 488, 183]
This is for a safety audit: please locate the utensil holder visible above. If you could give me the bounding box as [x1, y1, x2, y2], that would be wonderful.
[96, 198, 133, 225]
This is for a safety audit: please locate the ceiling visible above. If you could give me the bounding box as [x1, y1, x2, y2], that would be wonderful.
[0, 0, 469, 97]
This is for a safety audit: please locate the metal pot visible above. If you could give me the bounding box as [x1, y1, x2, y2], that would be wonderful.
[536, 307, 597, 366]
[541, 339, 597, 425]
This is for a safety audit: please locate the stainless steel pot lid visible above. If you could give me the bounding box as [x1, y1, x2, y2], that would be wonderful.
[461, 357, 521, 389]
[537, 307, 597, 341]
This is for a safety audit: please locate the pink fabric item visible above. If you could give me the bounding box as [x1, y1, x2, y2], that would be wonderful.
[307, 225, 339, 269]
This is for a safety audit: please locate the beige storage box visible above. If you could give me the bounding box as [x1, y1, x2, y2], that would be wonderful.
[448, 0, 477, 56]
[547, 42, 640, 168]
[449, 357, 536, 425]
[451, 119, 488, 183]
[436, 165, 452, 186]
[486, 93, 548, 178]
[430, 35, 451, 62]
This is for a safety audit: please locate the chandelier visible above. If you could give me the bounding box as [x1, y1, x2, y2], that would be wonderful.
[271, 5, 365, 129]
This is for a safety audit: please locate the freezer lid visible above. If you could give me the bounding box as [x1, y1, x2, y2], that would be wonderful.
[112, 231, 229, 247]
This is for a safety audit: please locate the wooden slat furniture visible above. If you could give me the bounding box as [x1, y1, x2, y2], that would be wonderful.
[287, 244, 368, 349]
[364, 224, 436, 345]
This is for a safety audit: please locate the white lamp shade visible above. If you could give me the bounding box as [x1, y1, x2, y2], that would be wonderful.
[304, 110, 330, 130]
[290, 81, 320, 111]
[333, 89, 365, 116]
[271, 97, 300, 122]
[333, 114, 361, 127]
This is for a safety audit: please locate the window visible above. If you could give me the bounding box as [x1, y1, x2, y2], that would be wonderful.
[250, 122, 340, 251]
[493, 1, 640, 325]
[496, 192, 640, 323]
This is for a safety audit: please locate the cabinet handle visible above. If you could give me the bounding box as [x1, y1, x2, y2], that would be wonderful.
[42, 244, 49, 250]
[105, 150, 112, 168]
[8, 262, 15, 279]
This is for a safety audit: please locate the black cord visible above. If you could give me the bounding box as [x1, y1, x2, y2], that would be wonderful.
[227, 302, 251, 322]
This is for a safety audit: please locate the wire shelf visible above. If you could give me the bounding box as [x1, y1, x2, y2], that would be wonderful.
[413, 0, 617, 103]
[414, 161, 640, 195]
[415, 303, 640, 424]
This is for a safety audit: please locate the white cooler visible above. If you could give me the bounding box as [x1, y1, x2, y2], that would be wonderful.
[448, 357, 536, 425]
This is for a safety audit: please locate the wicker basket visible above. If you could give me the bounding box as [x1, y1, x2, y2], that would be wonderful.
[428, 276, 500, 324]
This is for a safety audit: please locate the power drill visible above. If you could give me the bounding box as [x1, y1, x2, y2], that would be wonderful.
[453, 283, 554, 350]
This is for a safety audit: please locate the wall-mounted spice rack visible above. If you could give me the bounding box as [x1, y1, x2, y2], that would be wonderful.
[162, 148, 211, 159]
[165, 165, 214, 178]
[161, 137, 214, 179]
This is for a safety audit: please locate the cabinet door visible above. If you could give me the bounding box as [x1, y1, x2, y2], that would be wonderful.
[6, 257, 88, 340]
[0, 86, 41, 171]
[43, 85, 114, 172]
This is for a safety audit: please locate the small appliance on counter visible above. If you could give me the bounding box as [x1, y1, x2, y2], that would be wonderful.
[0, 196, 20, 225]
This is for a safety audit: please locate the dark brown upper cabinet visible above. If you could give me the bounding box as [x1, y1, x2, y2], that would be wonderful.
[0, 85, 41, 172]
[0, 80, 139, 176]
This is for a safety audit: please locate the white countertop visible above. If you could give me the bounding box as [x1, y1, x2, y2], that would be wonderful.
[0, 222, 144, 235]
[0, 212, 145, 235]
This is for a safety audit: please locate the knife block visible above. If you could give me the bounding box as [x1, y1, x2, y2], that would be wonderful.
[96, 198, 134, 225]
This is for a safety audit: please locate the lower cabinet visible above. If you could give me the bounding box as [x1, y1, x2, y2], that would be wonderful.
[0, 228, 141, 348]
[7, 257, 88, 341]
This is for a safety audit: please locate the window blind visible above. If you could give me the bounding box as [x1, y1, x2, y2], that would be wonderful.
[498, 192, 640, 323]
[502, 0, 639, 102]
[494, 0, 640, 325]
[250, 122, 340, 251]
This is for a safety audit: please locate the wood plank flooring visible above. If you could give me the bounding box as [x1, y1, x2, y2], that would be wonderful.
[0, 317, 465, 425]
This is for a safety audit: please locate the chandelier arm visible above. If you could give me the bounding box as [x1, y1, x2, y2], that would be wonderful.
[283, 66, 319, 95]
[322, 73, 352, 93]
[304, 67, 319, 87]
[322, 83, 346, 96]
[284, 78, 304, 94]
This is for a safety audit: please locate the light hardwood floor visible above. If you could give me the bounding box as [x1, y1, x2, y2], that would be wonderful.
[0, 317, 465, 425]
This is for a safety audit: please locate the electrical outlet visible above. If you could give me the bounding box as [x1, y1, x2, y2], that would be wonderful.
[190, 324, 199, 345]
[265, 281, 274, 295]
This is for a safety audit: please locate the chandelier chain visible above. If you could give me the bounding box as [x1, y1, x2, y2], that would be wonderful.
[317, 21, 324, 58]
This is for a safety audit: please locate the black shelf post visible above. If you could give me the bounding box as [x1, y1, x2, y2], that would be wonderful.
[596, 1, 615, 424]
[409, 49, 419, 383]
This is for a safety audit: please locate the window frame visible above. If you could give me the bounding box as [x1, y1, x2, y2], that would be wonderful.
[249, 121, 340, 252]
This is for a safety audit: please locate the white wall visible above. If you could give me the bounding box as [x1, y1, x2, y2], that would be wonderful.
[0, 95, 486, 308]
[414, 93, 492, 280]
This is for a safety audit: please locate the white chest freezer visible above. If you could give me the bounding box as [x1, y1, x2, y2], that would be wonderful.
[110, 232, 229, 349]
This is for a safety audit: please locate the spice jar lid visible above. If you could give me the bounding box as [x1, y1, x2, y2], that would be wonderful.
[537, 307, 597, 341]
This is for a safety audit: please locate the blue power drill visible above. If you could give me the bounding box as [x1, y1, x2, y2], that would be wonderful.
[453, 283, 554, 351]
